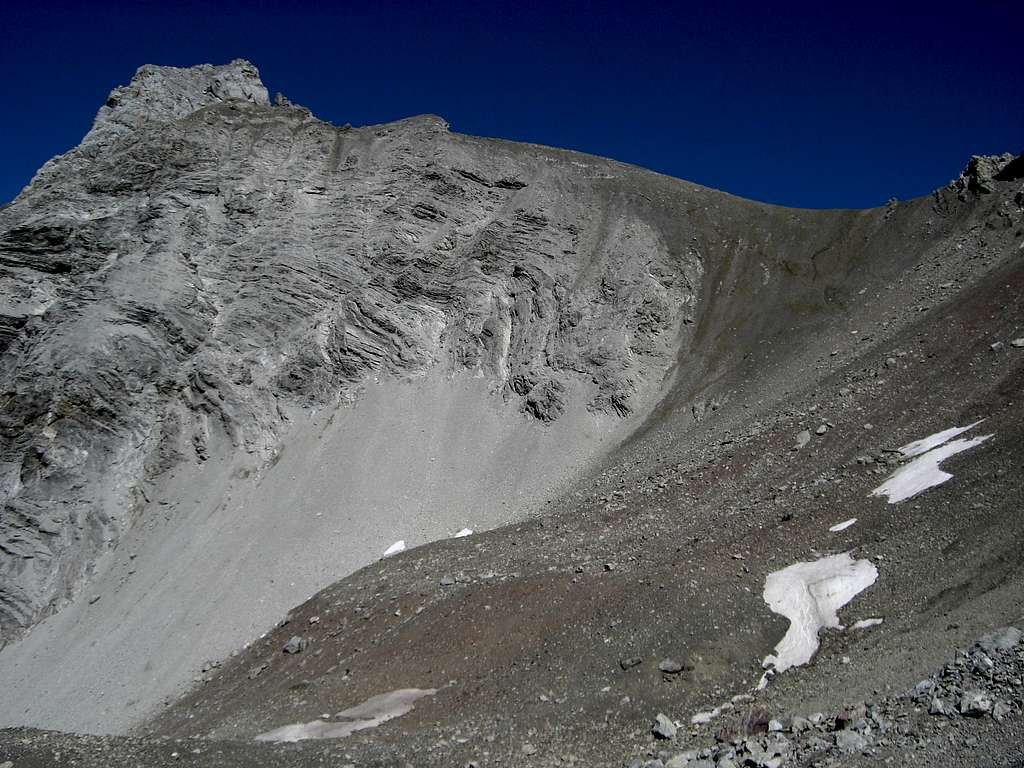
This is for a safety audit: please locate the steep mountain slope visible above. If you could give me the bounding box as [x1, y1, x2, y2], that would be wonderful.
[0, 60, 1022, 766]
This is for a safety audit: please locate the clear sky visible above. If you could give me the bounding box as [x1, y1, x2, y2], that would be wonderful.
[1, 0, 1020, 209]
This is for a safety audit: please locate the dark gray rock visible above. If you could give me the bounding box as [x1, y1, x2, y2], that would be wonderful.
[658, 658, 684, 674]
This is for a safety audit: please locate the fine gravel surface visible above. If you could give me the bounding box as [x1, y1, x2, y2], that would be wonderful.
[0, 371, 630, 732]
[0, 59, 1022, 767]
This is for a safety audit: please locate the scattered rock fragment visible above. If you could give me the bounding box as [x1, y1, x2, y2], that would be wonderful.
[620, 656, 643, 670]
[282, 635, 307, 654]
[834, 729, 867, 753]
[652, 712, 677, 739]
[658, 658, 685, 674]
[792, 430, 811, 450]
[929, 696, 951, 716]
[959, 689, 994, 716]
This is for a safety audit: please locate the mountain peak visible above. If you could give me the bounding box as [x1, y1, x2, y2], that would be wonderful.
[90, 59, 269, 137]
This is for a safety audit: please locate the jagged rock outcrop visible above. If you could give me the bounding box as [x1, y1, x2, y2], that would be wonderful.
[0, 60, 705, 639]
[948, 152, 1020, 198]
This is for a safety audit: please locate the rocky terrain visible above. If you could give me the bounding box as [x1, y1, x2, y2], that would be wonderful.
[0, 60, 1021, 766]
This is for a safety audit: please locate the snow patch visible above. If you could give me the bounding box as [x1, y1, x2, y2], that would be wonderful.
[850, 618, 884, 630]
[760, 553, 878, 680]
[898, 420, 985, 458]
[829, 518, 857, 532]
[255, 688, 437, 742]
[382, 540, 406, 557]
[872, 434, 992, 504]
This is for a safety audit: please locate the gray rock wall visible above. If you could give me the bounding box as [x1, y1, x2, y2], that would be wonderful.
[0, 61, 704, 640]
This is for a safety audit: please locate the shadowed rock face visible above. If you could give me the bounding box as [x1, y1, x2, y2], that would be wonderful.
[0, 60, 711, 640]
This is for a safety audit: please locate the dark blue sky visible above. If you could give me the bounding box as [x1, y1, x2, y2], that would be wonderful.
[1, 1, 1020, 209]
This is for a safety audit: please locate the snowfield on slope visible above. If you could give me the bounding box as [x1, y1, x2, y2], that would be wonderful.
[256, 688, 437, 742]
[872, 421, 993, 503]
[760, 552, 878, 686]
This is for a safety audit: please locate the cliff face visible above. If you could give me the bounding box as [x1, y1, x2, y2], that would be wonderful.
[0, 60, 710, 640]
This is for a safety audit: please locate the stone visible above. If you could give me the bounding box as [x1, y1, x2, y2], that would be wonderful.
[653, 713, 677, 740]
[834, 730, 867, 753]
[658, 658, 685, 674]
[959, 689, 993, 716]
[793, 430, 811, 450]
[990, 341, 1005, 352]
[521, 743, 536, 756]
[282, 635, 307, 654]
[439, 575, 456, 587]
[620, 656, 643, 670]
[790, 716, 813, 733]
[928, 697, 949, 716]
[815, 424, 828, 435]
[1011, 338, 1024, 348]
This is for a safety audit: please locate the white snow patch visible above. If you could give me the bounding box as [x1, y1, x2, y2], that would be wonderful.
[453, 528, 473, 538]
[898, 420, 985, 458]
[761, 553, 878, 677]
[382, 540, 406, 557]
[255, 688, 437, 742]
[872, 434, 992, 504]
[850, 618, 884, 630]
[829, 518, 857, 532]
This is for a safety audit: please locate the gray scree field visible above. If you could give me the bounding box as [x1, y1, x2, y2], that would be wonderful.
[0, 61, 1022, 767]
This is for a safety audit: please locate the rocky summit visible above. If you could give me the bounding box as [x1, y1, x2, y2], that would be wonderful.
[0, 60, 1022, 767]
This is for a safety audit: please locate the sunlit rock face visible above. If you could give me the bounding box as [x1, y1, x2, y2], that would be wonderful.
[0, 59, 708, 640]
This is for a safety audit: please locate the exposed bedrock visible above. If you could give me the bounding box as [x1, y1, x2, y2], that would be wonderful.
[0, 58, 1019, 664]
[0, 60, 706, 642]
